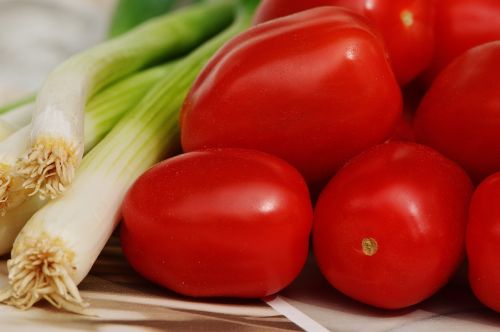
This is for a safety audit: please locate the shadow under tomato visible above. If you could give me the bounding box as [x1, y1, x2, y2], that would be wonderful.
[279, 251, 500, 329]
[279, 251, 416, 318]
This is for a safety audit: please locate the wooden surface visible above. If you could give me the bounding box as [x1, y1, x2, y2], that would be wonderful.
[0, 236, 301, 331]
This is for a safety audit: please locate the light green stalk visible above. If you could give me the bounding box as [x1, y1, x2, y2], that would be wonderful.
[0, 62, 175, 214]
[17, 0, 235, 200]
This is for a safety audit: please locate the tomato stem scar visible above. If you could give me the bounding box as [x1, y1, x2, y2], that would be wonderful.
[361, 238, 378, 256]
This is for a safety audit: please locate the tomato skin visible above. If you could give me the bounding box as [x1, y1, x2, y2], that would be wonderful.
[254, 0, 435, 85]
[414, 41, 500, 183]
[423, 0, 500, 84]
[313, 142, 473, 309]
[467, 173, 500, 313]
[253, 0, 356, 22]
[121, 148, 313, 298]
[388, 112, 415, 142]
[181, 7, 401, 188]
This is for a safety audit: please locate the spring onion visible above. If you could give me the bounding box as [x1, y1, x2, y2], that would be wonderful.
[0, 62, 175, 215]
[0, 100, 34, 142]
[0, 94, 36, 115]
[0, 121, 16, 142]
[0, 0, 175, 131]
[109, 0, 180, 38]
[0, 197, 46, 255]
[0, 127, 31, 213]
[0, 0, 254, 313]
[16, 0, 235, 200]
[0, 63, 176, 252]
[0, 103, 34, 130]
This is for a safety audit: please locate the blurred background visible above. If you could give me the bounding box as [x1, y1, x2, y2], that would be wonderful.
[0, 0, 116, 105]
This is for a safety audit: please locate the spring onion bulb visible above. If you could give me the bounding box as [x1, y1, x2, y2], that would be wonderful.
[0, 121, 24, 210]
[16, 0, 235, 200]
[0, 62, 175, 215]
[0, 121, 16, 141]
[0, 127, 31, 213]
[0, 3, 252, 313]
[0, 197, 46, 255]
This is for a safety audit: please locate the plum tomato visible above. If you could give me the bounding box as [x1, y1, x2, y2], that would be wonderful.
[422, 0, 500, 85]
[466, 173, 500, 313]
[414, 41, 500, 183]
[120, 148, 313, 298]
[253, 0, 435, 85]
[181, 7, 402, 189]
[313, 142, 473, 309]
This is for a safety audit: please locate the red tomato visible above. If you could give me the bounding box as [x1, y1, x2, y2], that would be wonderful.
[313, 142, 473, 309]
[254, 0, 435, 85]
[121, 148, 313, 298]
[422, 0, 500, 84]
[414, 41, 500, 183]
[467, 173, 500, 313]
[181, 7, 401, 189]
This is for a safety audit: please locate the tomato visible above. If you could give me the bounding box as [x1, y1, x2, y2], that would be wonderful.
[313, 142, 473, 309]
[414, 41, 500, 183]
[181, 7, 401, 189]
[254, 0, 435, 85]
[120, 148, 313, 298]
[466, 173, 500, 313]
[422, 0, 500, 85]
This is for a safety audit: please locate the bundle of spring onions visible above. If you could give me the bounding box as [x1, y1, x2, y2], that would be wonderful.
[16, 0, 234, 200]
[0, 0, 199, 241]
[0, 0, 184, 263]
[0, 0, 234, 212]
[0, 0, 257, 314]
[0, 62, 175, 245]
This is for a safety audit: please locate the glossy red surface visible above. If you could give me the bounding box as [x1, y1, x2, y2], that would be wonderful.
[121, 148, 313, 298]
[313, 142, 473, 309]
[415, 41, 500, 182]
[422, 0, 500, 84]
[253, 0, 435, 85]
[181, 7, 401, 188]
[467, 173, 500, 313]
